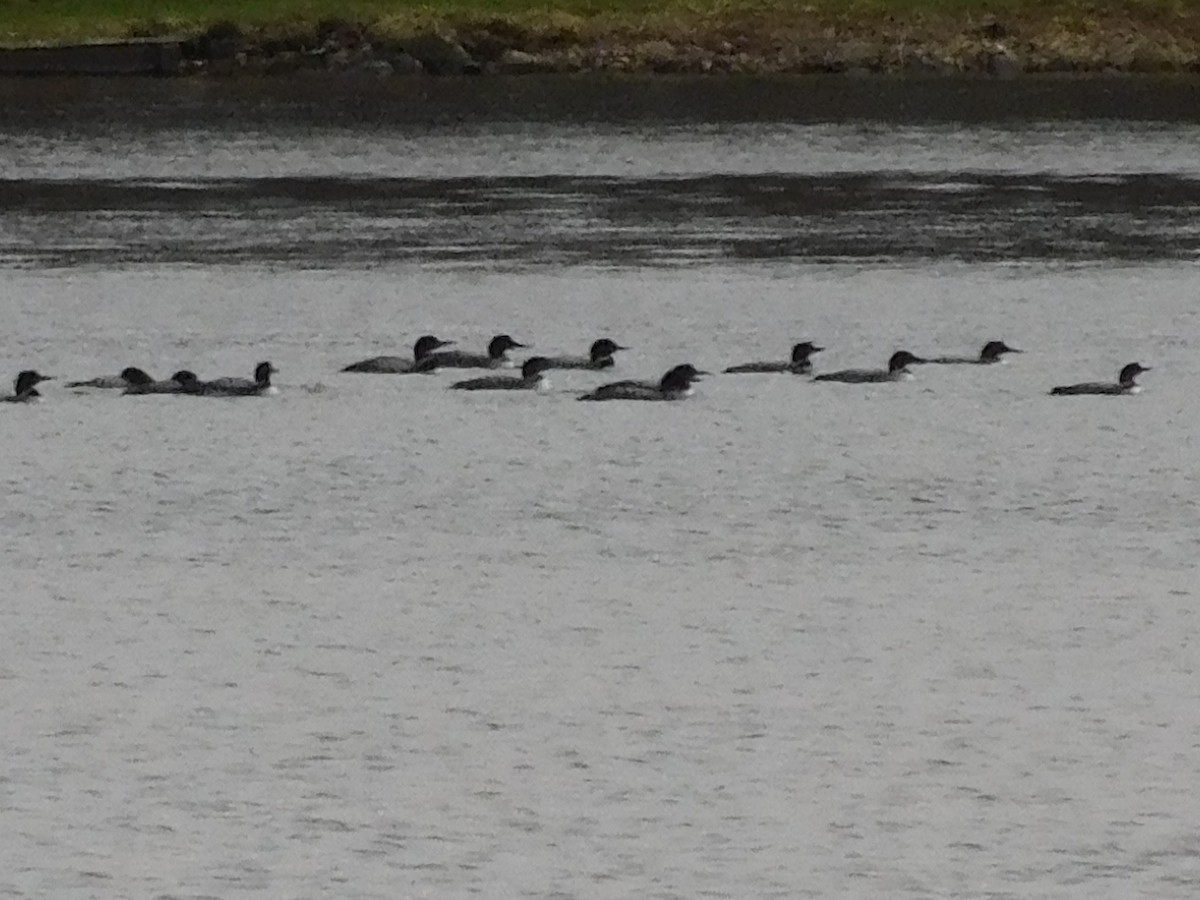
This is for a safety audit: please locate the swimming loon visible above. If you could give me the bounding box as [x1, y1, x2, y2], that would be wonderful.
[200, 361, 278, 396]
[66, 367, 154, 389]
[124, 370, 203, 395]
[813, 351, 927, 383]
[542, 339, 627, 370]
[579, 364, 708, 401]
[1050, 362, 1150, 396]
[414, 334, 526, 372]
[926, 341, 1022, 365]
[3, 370, 52, 402]
[725, 341, 824, 374]
[452, 357, 553, 391]
[341, 335, 455, 373]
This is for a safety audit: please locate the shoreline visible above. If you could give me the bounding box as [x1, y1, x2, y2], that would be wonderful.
[2, 6, 1200, 77]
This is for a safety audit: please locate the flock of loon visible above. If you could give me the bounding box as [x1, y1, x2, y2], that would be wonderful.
[1, 336, 1152, 403]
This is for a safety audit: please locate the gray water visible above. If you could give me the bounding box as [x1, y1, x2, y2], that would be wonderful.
[3, 78, 1200, 898]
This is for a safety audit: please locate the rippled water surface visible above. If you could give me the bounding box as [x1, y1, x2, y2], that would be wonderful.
[2, 77, 1200, 898]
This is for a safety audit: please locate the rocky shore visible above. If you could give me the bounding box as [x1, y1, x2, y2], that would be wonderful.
[3, 7, 1200, 78]
[176, 9, 1200, 77]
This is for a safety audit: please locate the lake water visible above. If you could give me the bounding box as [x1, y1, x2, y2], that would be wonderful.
[2, 77, 1200, 898]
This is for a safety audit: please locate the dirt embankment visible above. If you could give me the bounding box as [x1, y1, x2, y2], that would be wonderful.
[170, 8, 1200, 77]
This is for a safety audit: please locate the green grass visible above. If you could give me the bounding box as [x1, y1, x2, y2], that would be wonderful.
[0, 0, 1193, 44]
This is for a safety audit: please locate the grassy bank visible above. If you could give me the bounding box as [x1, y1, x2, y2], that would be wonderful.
[2, 0, 1198, 74]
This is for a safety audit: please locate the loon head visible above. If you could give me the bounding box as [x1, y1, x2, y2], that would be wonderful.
[1118, 362, 1150, 386]
[791, 342, 824, 363]
[981, 340, 1021, 362]
[13, 370, 52, 395]
[589, 338, 627, 362]
[254, 361, 278, 386]
[888, 351, 926, 373]
[488, 334, 526, 359]
[120, 366, 154, 386]
[660, 364, 709, 393]
[171, 370, 200, 386]
[413, 334, 454, 360]
[521, 356, 553, 380]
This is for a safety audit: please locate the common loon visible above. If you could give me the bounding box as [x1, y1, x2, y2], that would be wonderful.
[201, 361, 278, 396]
[66, 367, 154, 389]
[341, 335, 454, 373]
[414, 334, 526, 372]
[579, 364, 708, 401]
[926, 341, 1022, 365]
[3, 370, 52, 402]
[542, 339, 627, 370]
[813, 351, 927, 383]
[124, 370, 203, 395]
[452, 357, 553, 391]
[1050, 362, 1150, 396]
[725, 341, 824, 374]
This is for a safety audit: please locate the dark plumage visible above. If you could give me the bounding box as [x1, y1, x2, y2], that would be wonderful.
[452, 357, 554, 391]
[66, 366, 154, 389]
[541, 338, 628, 370]
[813, 351, 926, 384]
[1050, 362, 1150, 396]
[725, 341, 824, 374]
[200, 361, 278, 396]
[2, 370, 52, 403]
[579, 364, 708, 401]
[341, 335, 454, 373]
[414, 334, 526, 372]
[124, 370, 203, 395]
[926, 340, 1022, 365]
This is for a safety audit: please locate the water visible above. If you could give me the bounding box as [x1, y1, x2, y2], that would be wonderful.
[2, 77, 1200, 898]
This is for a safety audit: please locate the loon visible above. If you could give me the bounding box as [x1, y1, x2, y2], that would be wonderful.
[66, 367, 154, 389]
[541, 339, 627, 370]
[813, 351, 927, 383]
[3, 370, 52, 403]
[579, 364, 708, 401]
[725, 341, 824, 374]
[926, 340, 1022, 365]
[200, 361, 278, 396]
[452, 357, 553, 391]
[414, 334, 526, 372]
[341, 335, 454, 373]
[125, 370, 203, 395]
[1050, 362, 1150, 396]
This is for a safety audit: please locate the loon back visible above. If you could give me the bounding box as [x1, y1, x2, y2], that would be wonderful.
[341, 355, 414, 374]
[724, 360, 792, 374]
[1049, 382, 1128, 396]
[814, 368, 894, 383]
